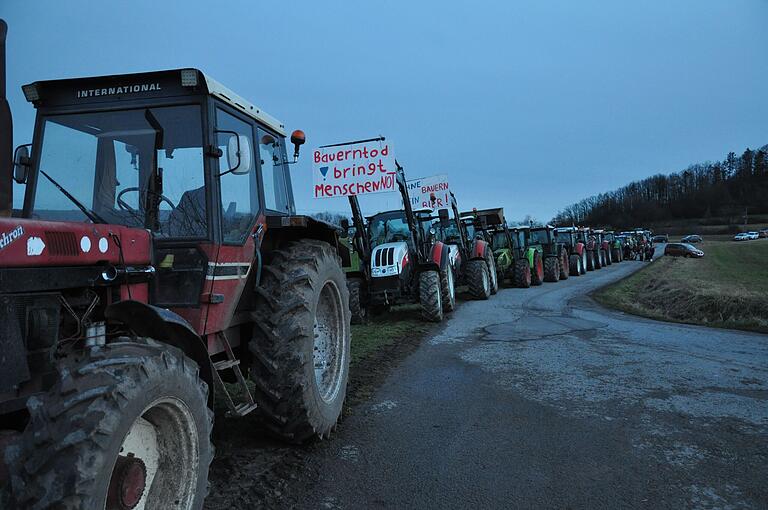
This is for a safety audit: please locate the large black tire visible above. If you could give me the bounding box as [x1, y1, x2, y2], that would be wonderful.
[544, 256, 559, 282]
[594, 250, 602, 269]
[348, 278, 367, 324]
[467, 259, 491, 299]
[513, 258, 531, 288]
[6, 339, 213, 510]
[440, 267, 456, 313]
[250, 239, 351, 442]
[531, 251, 544, 286]
[569, 254, 581, 276]
[486, 253, 499, 295]
[586, 251, 594, 271]
[580, 250, 588, 274]
[611, 248, 621, 263]
[559, 250, 569, 280]
[604, 249, 611, 265]
[419, 270, 443, 322]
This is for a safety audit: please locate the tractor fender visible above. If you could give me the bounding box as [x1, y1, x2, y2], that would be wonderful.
[104, 300, 214, 407]
[471, 239, 490, 261]
[574, 242, 585, 256]
[429, 241, 452, 272]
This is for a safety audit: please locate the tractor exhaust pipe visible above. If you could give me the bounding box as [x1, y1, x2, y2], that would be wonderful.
[0, 19, 12, 216]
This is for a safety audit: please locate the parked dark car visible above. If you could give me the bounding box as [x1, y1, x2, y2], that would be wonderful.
[759, 229, 768, 239]
[681, 234, 702, 243]
[652, 234, 668, 243]
[664, 243, 704, 258]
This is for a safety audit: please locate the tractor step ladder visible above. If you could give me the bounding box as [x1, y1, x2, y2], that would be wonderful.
[211, 331, 258, 417]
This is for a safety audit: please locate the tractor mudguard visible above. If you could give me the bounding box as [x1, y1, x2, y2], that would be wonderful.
[471, 239, 489, 260]
[104, 300, 214, 406]
[264, 214, 351, 267]
[429, 241, 451, 272]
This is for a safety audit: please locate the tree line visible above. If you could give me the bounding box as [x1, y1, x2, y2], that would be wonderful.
[551, 145, 768, 228]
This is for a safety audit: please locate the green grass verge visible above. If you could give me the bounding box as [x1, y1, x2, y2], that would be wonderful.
[596, 239, 768, 333]
[350, 305, 430, 364]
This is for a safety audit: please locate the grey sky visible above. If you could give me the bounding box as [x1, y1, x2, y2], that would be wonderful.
[2, 0, 767, 222]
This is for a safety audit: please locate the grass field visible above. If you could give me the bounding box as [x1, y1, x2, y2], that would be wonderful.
[596, 238, 768, 333]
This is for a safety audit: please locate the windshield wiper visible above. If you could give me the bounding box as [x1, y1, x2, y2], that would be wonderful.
[40, 170, 107, 224]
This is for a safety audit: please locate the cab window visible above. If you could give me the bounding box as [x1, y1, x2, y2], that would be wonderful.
[257, 128, 290, 213]
[216, 109, 259, 243]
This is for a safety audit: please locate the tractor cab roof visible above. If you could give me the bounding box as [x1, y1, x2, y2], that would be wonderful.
[22, 68, 286, 135]
[459, 208, 506, 227]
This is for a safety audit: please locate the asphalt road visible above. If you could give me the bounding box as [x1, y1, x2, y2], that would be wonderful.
[288, 259, 768, 509]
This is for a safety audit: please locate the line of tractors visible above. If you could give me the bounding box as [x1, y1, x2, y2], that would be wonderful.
[339, 163, 656, 324]
[0, 20, 655, 509]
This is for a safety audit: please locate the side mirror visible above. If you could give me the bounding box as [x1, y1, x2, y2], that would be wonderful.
[226, 135, 251, 175]
[290, 130, 305, 160]
[438, 208, 450, 227]
[13, 145, 31, 184]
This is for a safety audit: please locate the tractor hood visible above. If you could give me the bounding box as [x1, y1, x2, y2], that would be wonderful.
[370, 242, 409, 278]
[0, 217, 151, 268]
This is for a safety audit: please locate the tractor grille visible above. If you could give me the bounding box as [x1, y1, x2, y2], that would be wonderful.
[375, 247, 395, 266]
[45, 231, 79, 256]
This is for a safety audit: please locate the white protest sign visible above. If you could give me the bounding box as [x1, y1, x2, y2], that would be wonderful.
[312, 139, 397, 198]
[406, 174, 450, 211]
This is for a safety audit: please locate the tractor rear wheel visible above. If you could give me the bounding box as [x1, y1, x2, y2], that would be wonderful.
[513, 259, 531, 288]
[569, 254, 581, 276]
[580, 250, 588, 274]
[544, 256, 559, 282]
[467, 259, 491, 299]
[440, 266, 456, 313]
[7, 339, 213, 510]
[531, 251, 544, 286]
[611, 248, 621, 263]
[594, 250, 602, 269]
[559, 250, 569, 280]
[250, 239, 351, 442]
[348, 278, 367, 324]
[586, 251, 594, 271]
[605, 249, 612, 265]
[419, 270, 443, 322]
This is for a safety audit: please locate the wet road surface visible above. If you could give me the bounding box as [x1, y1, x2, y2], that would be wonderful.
[288, 260, 768, 509]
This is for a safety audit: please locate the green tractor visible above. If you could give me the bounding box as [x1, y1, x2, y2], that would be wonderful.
[461, 208, 531, 288]
[511, 226, 545, 286]
[528, 225, 570, 282]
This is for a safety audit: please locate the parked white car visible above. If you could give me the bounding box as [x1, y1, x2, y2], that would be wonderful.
[747, 231, 760, 240]
[733, 233, 750, 241]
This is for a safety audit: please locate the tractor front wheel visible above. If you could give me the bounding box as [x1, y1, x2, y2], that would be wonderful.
[569, 254, 581, 276]
[467, 259, 491, 299]
[250, 239, 351, 442]
[7, 339, 213, 510]
[559, 250, 569, 280]
[420, 270, 444, 322]
[486, 254, 499, 295]
[544, 256, 559, 282]
[514, 259, 531, 288]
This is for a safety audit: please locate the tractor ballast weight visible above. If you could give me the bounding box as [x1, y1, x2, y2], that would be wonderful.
[0, 61, 352, 507]
[345, 162, 451, 323]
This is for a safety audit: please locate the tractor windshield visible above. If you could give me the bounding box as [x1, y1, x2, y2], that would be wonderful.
[368, 211, 412, 247]
[491, 232, 509, 250]
[29, 105, 207, 238]
[529, 229, 551, 245]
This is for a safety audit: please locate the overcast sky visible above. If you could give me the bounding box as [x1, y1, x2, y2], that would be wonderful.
[2, 0, 767, 221]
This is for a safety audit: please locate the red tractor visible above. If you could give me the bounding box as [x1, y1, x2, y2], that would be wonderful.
[0, 25, 351, 508]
